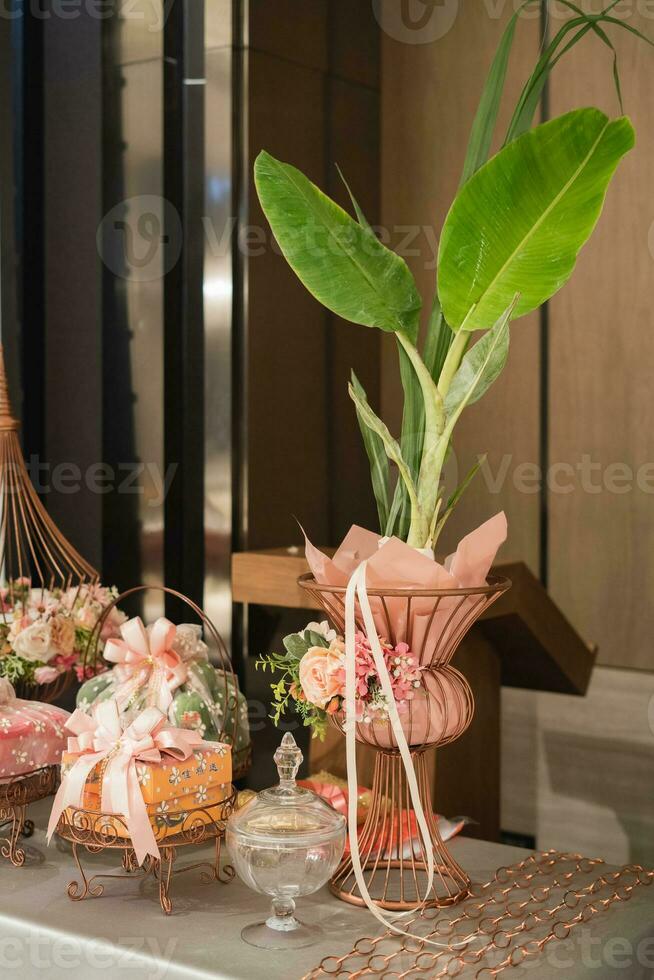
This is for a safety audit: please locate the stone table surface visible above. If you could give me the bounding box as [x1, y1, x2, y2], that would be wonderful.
[0, 798, 652, 979]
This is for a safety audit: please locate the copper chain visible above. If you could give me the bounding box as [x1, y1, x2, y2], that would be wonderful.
[305, 850, 654, 979]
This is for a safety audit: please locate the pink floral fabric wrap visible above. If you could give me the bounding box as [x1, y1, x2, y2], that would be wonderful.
[0, 679, 70, 781]
[47, 700, 206, 865]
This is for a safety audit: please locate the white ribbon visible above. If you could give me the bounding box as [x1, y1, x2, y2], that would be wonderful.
[344, 560, 475, 949]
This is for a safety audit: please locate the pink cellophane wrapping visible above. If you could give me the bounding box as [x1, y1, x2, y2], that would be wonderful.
[297, 773, 466, 855]
[0, 680, 70, 781]
[305, 512, 507, 659]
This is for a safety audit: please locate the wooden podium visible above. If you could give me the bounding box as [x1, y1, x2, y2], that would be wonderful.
[232, 548, 596, 841]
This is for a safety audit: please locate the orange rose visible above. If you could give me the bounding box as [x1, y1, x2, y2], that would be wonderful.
[299, 646, 344, 709]
[50, 615, 76, 656]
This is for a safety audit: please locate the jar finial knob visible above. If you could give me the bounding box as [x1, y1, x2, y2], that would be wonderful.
[274, 732, 303, 788]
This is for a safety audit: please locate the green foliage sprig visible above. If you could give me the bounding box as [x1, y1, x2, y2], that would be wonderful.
[256, 627, 332, 739]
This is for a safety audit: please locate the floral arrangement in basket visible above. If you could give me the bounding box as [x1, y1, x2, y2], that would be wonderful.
[257, 620, 422, 739]
[0, 581, 125, 690]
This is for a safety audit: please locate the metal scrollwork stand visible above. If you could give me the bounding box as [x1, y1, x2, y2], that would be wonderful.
[55, 790, 236, 914]
[0, 765, 59, 867]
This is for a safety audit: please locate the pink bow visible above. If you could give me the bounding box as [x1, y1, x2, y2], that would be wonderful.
[47, 700, 204, 865]
[103, 616, 188, 713]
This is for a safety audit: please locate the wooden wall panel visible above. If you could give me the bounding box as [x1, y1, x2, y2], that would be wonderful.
[380, 3, 541, 574]
[247, 51, 329, 548]
[548, 17, 654, 669]
[502, 666, 654, 866]
[327, 76, 381, 542]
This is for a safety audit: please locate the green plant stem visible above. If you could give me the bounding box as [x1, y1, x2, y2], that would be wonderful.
[396, 332, 449, 549]
[437, 330, 469, 399]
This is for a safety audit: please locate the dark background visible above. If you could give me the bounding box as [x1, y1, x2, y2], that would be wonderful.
[0, 0, 382, 782]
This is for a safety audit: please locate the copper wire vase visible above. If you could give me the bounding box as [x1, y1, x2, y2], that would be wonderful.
[298, 572, 510, 911]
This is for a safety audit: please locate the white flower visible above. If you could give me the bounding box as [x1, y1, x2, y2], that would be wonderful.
[306, 620, 337, 643]
[195, 785, 208, 804]
[156, 801, 170, 815]
[194, 753, 207, 774]
[12, 621, 56, 663]
[136, 765, 151, 786]
[168, 767, 182, 786]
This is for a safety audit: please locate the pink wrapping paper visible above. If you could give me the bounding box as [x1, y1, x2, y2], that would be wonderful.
[0, 679, 70, 781]
[305, 513, 507, 664]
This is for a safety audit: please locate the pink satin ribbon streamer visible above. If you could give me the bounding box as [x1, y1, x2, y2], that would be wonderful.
[103, 616, 188, 713]
[47, 700, 203, 865]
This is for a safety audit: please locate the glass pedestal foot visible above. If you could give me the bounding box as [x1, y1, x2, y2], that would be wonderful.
[241, 898, 320, 949]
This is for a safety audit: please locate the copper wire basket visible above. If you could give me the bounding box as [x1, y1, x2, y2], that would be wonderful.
[84, 585, 251, 779]
[298, 572, 510, 910]
[0, 346, 99, 703]
[56, 791, 237, 914]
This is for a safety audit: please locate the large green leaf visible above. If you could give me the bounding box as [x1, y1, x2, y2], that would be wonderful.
[254, 151, 422, 342]
[438, 108, 634, 332]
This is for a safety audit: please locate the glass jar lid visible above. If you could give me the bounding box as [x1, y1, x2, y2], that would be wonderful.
[228, 733, 346, 846]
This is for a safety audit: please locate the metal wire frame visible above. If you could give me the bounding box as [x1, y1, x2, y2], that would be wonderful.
[55, 791, 236, 914]
[0, 764, 59, 866]
[83, 584, 250, 779]
[0, 345, 99, 702]
[0, 347, 99, 597]
[297, 573, 510, 910]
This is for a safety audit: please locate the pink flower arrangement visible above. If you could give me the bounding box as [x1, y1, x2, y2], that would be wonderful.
[257, 621, 423, 739]
[0, 580, 126, 689]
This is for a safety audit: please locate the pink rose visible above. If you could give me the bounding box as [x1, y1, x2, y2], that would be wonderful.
[298, 646, 344, 709]
[34, 665, 61, 685]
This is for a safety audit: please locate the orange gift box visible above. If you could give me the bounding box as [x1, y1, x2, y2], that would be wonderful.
[61, 741, 232, 842]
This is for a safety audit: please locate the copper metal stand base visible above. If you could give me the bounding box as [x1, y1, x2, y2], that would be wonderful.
[55, 789, 236, 914]
[0, 765, 60, 867]
[331, 750, 470, 911]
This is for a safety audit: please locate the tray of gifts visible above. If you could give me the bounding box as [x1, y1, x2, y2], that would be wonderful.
[49, 700, 237, 913]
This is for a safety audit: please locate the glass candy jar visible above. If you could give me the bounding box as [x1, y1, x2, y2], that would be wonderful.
[226, 733, 346, 949]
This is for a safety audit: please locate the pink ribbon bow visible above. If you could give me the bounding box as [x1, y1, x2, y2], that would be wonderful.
[103, 616, 188, 714]
[47, 700, 204, 864]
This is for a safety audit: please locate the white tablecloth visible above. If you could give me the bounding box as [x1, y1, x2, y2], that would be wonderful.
[0, 798, 652, 978]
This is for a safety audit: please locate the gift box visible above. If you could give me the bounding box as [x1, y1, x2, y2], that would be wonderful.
[61, 739, 232, 842]
[77, 619, 250, 761]
[0, 678, 69, 780]
[48, 700, 232, 863]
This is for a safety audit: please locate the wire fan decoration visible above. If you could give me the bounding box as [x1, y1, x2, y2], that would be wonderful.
[0, 346, 99, 700]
